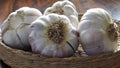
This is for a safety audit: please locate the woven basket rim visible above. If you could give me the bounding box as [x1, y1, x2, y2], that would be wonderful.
[0, 36, 119, 62]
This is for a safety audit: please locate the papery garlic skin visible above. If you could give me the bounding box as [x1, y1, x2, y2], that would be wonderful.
[1, 7, 42, 50]
[44, 0, 78, 28]
[78, 8, 118, 55]
[29, 14, 79, 57]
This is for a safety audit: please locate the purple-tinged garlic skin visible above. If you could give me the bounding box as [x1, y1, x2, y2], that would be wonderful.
[78, 8, 118, 55]
[1, 7, 42, 51]
[29, 14, 79, 58]
[44, 0, 78, 28]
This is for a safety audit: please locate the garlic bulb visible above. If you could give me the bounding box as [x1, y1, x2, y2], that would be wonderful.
[29, 14, 79, 58]
[44, 0, 78, 28]
[1, 7, 42, 50]
[78, 8, 118, 55]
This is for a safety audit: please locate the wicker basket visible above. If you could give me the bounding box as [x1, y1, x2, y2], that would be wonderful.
[0, 14, 120, 68]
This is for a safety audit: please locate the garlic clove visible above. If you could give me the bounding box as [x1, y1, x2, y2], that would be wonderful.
[16, 26, 30, 48]
[29, 35, 47, 54]
[41, 44, 64, 58]
[78, 19, 106, 34]
[80, 29, 105, 55]
[62, 5, 78, 17]
[3, 30, 24, 50]
[68, 15, 79, 28]
[9, 12, 23, 29]
[81, 8, 113, 25]
[80, 28, 118, 55]
[17, 7, 42, 24]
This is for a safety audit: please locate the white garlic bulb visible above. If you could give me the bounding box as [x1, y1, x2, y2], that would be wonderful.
[1, 7, 42, 50]
[44, 0, 78, 28]
[78, 8, 118, 55]
[29, 14, 79, 57]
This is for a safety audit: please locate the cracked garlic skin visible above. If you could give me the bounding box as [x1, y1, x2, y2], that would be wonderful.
[29, 14, 79, 58]
[78, 8, 118, 55]
[44, 0, 78, 28]
[1, 7, 42, 51]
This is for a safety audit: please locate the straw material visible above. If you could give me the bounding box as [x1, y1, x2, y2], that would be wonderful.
[0, 14, 120, 68]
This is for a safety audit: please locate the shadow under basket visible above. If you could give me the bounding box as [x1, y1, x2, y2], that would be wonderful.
[0, 14, 120, 68]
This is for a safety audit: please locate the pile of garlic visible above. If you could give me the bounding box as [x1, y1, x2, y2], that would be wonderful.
[29, 0, 79, 57]
[0, 0, 118, 58]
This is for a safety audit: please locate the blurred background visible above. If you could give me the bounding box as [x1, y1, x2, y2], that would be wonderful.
[0, 0, 120, 23]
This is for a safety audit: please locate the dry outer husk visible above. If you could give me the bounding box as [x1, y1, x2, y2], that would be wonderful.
[0, 14, 120, 68]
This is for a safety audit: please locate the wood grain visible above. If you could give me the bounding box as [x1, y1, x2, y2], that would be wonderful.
[73, 0, 120, 20]
[0, 0, 120, 24]
[0, 0, 14, 24]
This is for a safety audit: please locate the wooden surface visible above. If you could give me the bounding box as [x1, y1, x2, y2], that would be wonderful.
[0, 0, 120, 24]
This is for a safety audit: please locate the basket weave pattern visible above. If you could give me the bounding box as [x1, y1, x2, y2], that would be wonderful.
[0, 41, 120, 68]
